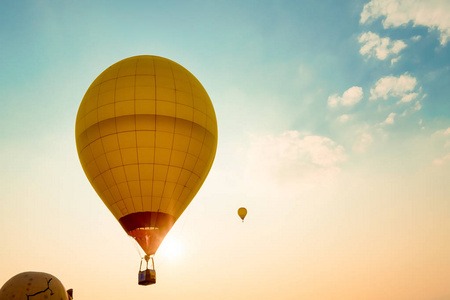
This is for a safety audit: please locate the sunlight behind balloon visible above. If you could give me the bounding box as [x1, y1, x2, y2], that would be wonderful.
[159, 236, 183, 260]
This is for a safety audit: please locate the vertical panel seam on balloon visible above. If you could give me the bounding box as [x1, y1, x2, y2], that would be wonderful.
[151, 57, 157, 216]
[157, 61, 177, 216]
[105, 66, 122, 216]
[91, 69, 116, 217]
[114, 60, 133, 216]
[134, 57, 144, 214]
[171, 67, 195, 218]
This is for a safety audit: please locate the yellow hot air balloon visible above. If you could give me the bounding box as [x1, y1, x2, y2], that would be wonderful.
[75, 55, 218, 284]
[238, 207, 247, 222]
[0, 271, 73, 300]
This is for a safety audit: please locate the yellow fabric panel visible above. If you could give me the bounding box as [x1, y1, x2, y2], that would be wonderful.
[98, 103, 115, 121]
[156, 76, 175, 89]
[136, 131, 155, 147]
[111, 167, 127, 184]
[169, 150, 186, 168]
[153, 181, 165, 197]
[137, 148, 155, 164]
[132, 196, 143, 212]
[124, 197, 135, 212]
[154, 165, 169, 181]
[110, 185, 121, 202]
[117, 115, 136, 132]
[193, 159, 207, 177]
[128, 182, 141, 198]
[76, 55, 217, 222]
[162, 182, 176, 198]
[136, 85, 156, 100]
[176, 103, 194, 120]
[193, 110, 207, 128]
[115, 100, 135, 116]
[101, 65, 120, 82]
[156, 100, 176, 117]
[98, 118, 116, 136]
[139, 165, 154, 181]
[140, 181, 153, 197]
[177, 169, 192, 186]
[176, 90, 193, 106]
[166, 166, 182, 182]
[142, 196, 152, 211]
[183, 153, 198, 171]
[118, 60, 137, 77]
[136, 60, 155, 75]
[135, 99, 156, 114]
[106, 150, 122, 169]
[99, 78, 116, 94]
[124, 165, 139, 181]
[136, 114, 156, 130]
[101, 170, 115, 188]
[155, 131, 173, 149]
[155, 148, 171, 165]
[100, 188, 114, 205]
[95, 154, 109, 174]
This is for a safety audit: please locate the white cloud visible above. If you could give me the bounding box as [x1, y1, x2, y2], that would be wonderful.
[353, 133, 374, 153]
[430, 128, 450, 163]
[413, 100, 422, 111]
[390, 56, 401, 65]
[360, 0, 450, 46]
[327, 95, 339, 108]
[432, 128, 450, 137]
[338, 114, 351, 123]
[382, 112, 396, 125]
[328, 86, 363, 107]
[359, 31, 407, 60]
[411, 35, 421, 41]
[369, 73, 418, 101]
[398, 92, 418, 103]
[433, 153, 450, 165]
[245, 131, 347, 185]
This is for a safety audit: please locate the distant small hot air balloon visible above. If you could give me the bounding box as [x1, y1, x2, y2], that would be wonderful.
[238, 207, 247, 222]
[75, 55, 218, 285]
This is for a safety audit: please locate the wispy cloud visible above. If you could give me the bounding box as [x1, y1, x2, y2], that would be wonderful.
[360, 0, 450, 46]
[369, 73, 419, 102]
[353, 132, 374, 153]
[328, 86, 363, 108]
[381, 112, 397, 125]
[338, 114, 351, 123]
[390, 56, 401, 65]
[398, 92, 418, 103]
[433, 153, 450, 165]
[245, 131, 347, 186]
[429, 128, 450, 165]
[359, 31, 406, 61]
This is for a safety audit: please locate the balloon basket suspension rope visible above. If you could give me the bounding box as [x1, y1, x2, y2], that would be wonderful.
[138, 255, 156, 286]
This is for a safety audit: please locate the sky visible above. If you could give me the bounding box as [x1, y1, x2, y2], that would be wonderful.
[1, 0, 450, 299]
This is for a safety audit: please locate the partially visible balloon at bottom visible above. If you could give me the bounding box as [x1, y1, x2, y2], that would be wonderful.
[238, 207, 247, 222]
[0, 271, 73, 300]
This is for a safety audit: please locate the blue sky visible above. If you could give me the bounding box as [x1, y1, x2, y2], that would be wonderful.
[1, 1, 450, 299]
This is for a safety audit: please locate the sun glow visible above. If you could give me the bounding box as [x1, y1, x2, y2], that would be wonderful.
[159, 236, 183, 260]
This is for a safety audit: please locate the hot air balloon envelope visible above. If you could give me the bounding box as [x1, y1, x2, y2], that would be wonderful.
[75, 55, 218, 256]
[238, 207, 247, 222]
[0, 272, 72, 300]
